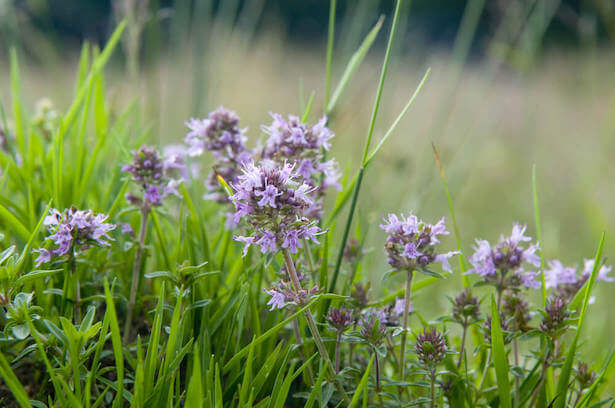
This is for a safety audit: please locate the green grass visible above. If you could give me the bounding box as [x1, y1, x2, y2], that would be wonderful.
[0, 1, 614, 407]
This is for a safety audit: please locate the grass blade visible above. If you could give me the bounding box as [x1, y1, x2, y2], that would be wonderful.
[326, 15, 384, 114]
[490, 295, 512, 408]
[554, 232, 605, 408]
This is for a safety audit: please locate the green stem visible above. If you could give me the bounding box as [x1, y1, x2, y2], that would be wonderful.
[281, 248, 350, 404]
[334, 330, 343, 373]
[430, 370, 436, 408]
[457, 323, 468, 369]
[400, 269, 413, 380]
[292, 318, 315, 385]
[123, 207, 149, 343]
[302, 238, 317, 280]
[328, 0, 404, 302]
[324, 0, 337, 109]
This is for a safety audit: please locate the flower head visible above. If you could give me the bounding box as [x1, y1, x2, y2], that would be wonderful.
[544, 258, 613, 302]
[380, 213, 458, 273]
[451, 289, 481, 325]
[34, 207, 116, 266]
[122, 145, 182, 207]
[231, 161, 323, 255]
[415, 327, 447, 369]
[502, 293, 531, 331]
[327, 307, 354, 332]
[467, 223, 540, 290]
[185, 107, 252, 205]
[539, 296, 570, 337]
[359, 311, 387, 347]
[260, 113, 340, 219]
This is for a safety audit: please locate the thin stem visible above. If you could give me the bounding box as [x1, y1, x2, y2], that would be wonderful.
[375, 350, 381, 392]
[70, 252, 81, 324]
[302, 238, 317, 279]
[281, 249, 350, 404]
[324, 0, 336, 109]
[400, 269, 414, 380]
[457, 324, 468, 368]
[386, 334, 401, 372]
[513, 335, 520, 406]
[335, 330, 342, 373]
[475, 349, 492, 405]
[292, 318, 315, 385]
[430, 370, 436, 408]
[123, 207, 149, 343]
[529, 350, 550, 407]
[327, 0, 404, 304]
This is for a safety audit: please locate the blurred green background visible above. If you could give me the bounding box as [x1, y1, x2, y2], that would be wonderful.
[1, 0, 614, 378]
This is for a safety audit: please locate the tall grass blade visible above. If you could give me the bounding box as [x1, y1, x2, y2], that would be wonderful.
[554, 232, 605, 408]
[490, 295, 512, 408]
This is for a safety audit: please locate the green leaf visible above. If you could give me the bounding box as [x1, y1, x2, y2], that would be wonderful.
[0, 351, 32, 408]
[103, 279, 125, 408]
[554, 232, 605, 408]
[16, 269, 62, 286]
[0, 202, 30, 242]
[326, 16, 384, 114]
[349, 355, 374, 408]
[490, 295, 511, 408]
[364, 68, 431, 168]
[185, 343, 203, 408]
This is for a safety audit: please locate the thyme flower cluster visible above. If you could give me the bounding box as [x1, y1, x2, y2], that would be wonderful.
[231, 161, 322, 255]
[379, 213, 458, 273]
[122, 145, 183, 207]
[34, 207, 116, 266]
[545, 258, 612, 301]
[260, 114, 340, 218]
[467, 223, 541, 290]
[185, 107, 252, 203]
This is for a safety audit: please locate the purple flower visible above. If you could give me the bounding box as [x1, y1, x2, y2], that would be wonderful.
[264, 288, 286, 310]
[122, 145, 182, 208]
[545, 260, 578, 289]
[260, 113, 339, 219]
[380, 212, 458, 273]
[33, 207, 116, 266]
[582, 259, 613, 282]
[185, 107, 252, 205]
[467, 223, 540, 290]
[230, 161, 323, 256]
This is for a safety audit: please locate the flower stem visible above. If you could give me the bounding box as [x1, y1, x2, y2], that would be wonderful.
[335, 330, 342, 373]
[281, 248, 350, 404]
[400, 269, 414, 380]
[123, 207, 149, 343]
[302, 238, 316, 279]
[430, 370, 436, 408]
[292, 318, 315, 385]
[457, 323, 468, 368]
[375, 349, 381, 392]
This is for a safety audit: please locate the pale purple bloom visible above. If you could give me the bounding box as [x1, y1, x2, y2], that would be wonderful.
[264, 288, 286, 310]
[233, 236, 255, 256]
[144, 185, 163, 205]
[230, 161, 323, 256]
[121, 223, 134, 235]
[33, 207, 116, 266]
[380, 212, 456, 273]
[583, 259, 614, 282]
[393, 297, 411, 316]
[185, 107, 252, 205]
[545, 260, 578, 289]
[467, 223, 541, 291]
[519, 270, 541, 289]
[122, 145, 182, 208]
[260, 113, 339, 219]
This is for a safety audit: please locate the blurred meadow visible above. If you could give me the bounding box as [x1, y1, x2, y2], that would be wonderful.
[2, 0, 615, 387]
